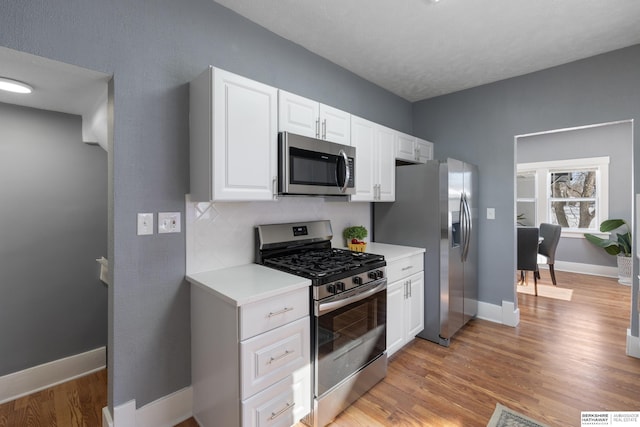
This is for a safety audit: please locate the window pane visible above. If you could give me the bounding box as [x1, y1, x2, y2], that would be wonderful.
[550, 200, 596, 229]
[550, 171, 596, 198]
[517, 201, 536, 226]
[517, 172, 536, 198]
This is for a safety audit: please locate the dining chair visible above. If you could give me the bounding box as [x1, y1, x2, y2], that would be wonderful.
[517, 227, 540, 295]
[536, 223, 562, 286]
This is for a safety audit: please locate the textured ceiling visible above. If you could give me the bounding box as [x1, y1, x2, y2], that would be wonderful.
[214, 0, 640, 101]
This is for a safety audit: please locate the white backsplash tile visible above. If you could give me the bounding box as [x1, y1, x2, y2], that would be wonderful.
[186, 195, 371, 274]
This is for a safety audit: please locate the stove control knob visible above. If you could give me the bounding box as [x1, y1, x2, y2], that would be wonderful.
[376, 270, 384, 279]
[352, 276, 362, 285]
[368, 271, 378, 280]
[326, 284, 336, 294]
[336, 282, 345, 292]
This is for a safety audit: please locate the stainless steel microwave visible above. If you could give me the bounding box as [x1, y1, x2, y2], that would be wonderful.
[278, 132, 355, 197]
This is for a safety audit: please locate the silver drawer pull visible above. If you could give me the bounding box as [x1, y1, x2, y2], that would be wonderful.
[267, 307, 294, 318]
[268, 349, 293, 364]
[270, 402, 294, 420]
[401, 265, 414, 271]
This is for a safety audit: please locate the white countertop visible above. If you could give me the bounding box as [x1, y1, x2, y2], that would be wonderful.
[186, 264, 311, 307]
[366, 242, 425, 263]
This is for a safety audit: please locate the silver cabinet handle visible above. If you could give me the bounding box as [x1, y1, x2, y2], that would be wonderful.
[401, 265, 413, 271]
[269, 402, 294, 420]
[404, 281, 408, 299]
[272, 176, 277, 199]
[408, 279, 412, 298]
[322, 119, 327, 139]
[268, 307, 294, 318]
[315, 119, 320, 138]
[268, 349, 293, 364]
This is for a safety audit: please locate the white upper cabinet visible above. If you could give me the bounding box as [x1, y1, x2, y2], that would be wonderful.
[415, 138, 434, 163]
[190, 67, 278, 202]
[395, 132, 433, 164]
[278, 90, 351, 145]
[350, 116, 395, 202]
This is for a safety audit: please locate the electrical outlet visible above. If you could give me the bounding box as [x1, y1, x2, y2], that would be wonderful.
[487, 208, 496, 220]
[158, 212, 181, 234]
[137, 213, 154, 235]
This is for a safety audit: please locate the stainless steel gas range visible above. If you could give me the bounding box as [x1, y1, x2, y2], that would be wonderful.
[256, 220, 387, 427]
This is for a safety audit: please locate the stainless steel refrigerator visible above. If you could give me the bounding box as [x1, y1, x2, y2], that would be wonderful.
[373, 158, 478, 346]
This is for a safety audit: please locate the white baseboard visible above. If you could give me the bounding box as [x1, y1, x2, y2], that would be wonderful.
[103, 386, 193, 427]
[476, 300, 519, 327]
[0, 346, 106, 405]
[626, 329, 640, 359]
[552, 261, 618, 278]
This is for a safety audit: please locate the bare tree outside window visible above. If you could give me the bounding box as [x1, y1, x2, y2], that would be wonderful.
[549, 170, 597, 229]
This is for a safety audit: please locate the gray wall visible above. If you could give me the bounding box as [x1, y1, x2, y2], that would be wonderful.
[0, 0, 412, 409]
[518, 121, 633, 268]
[412, 45, 640, 336]
[0, 103, 107, 376]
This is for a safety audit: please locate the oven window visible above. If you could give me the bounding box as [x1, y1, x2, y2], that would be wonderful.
[290, 147, 338, 187]
[315, 290, 386, 397]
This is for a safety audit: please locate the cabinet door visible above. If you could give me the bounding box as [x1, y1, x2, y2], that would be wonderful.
[415, 138, 433, 163]
[395, 132, 416, 162]
[319, 104, 351, 145]
[213, 69, 278, 201]
[278, 90, 320, 138]
[386, 279, 405, 357]
[405, 272, 425, 339]
[350, 116, 376, 202]
[376, 125, 396, 202]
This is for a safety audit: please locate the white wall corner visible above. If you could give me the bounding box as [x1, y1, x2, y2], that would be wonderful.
[626, 329, 640, 359]
[136, 386, 193, 427]
[476, 300, 519, 327]
[112, 399, 137, 427]
[103, 406, 114, 427]
[476, 301, 502, 324]
[501, 300, 520, 327]
[109, 387, 193, 427]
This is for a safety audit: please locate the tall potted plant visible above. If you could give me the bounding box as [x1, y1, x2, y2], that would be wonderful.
[584, 219, 632, 285]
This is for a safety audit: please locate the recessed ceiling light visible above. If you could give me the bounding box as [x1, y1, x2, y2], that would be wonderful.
[0, 77, 33, 94]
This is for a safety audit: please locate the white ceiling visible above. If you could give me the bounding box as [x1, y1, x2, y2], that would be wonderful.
[0, 46, 109, 116]
[214, 0, 640, 102]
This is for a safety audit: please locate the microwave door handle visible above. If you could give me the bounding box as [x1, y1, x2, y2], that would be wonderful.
[337, 149, 350, 193]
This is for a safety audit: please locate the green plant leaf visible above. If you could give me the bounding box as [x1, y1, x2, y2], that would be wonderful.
[599, 219, 627, 232]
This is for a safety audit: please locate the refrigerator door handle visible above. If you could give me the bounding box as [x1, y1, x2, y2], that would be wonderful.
[462, 193, 472, 262]
[460, 193, 466, 262]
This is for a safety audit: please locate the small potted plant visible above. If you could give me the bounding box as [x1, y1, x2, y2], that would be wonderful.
[584, 219, 632, 285]
[343, 225, 368, 252]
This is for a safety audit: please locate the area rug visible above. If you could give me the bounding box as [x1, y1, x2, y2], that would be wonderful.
[517, 283, 573, 301]
[487, 403, 550, 427]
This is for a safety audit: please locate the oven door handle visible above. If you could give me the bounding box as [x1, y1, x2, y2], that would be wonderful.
[316, 280, 386, 316]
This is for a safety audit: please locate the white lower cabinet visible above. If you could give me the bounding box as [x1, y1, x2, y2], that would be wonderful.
[386, 254, 424, 357]
[192, 283, 311, 427]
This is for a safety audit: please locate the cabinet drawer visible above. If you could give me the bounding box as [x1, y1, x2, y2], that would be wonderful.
[241, 368, 311, 427]
[240, 317, 310, 399]
[387, 253, 424, 282]
[240, 287, 309, 340]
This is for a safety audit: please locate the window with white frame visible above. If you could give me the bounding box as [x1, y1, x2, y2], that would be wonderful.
[517, 157, 609, 236]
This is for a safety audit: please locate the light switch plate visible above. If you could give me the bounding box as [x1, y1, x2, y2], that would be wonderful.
[487, 208, 496, 220]
[137, 213, 154, 235]
[158, 212, 181, 234]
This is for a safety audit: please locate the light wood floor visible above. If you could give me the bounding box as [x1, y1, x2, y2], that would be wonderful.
[2, 271, 637, 427]
[0, 369, 106, 427]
